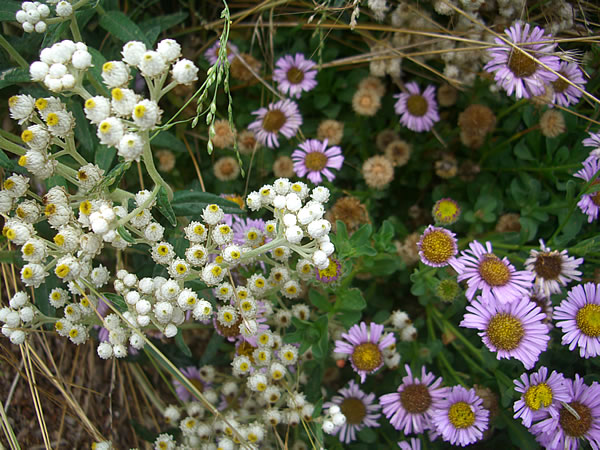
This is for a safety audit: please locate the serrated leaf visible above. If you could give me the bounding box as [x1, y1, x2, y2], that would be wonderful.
[0, 0, 20, 21]
[171, 190, 245, 217]
[0, 67, 30, 90]
[99, 10, 151, 47]
[117, 225, 136, 244]
[175, 329, 192, 358]
[156, 186, 177, 227]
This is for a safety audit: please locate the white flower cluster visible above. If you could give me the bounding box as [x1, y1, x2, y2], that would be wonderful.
[15, 1, 50, 33]
[246, 179, 335, 270]
[10, 95, 74, 179]
[29, 40, 92, 92]
[0, 292, 36, 345]
[322, 404, 347, 435]
[390, 309, 418, 342]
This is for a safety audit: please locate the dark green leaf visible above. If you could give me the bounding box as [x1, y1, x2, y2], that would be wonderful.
[0, 148, 25, 173]
[143, 25, 161, 47]
[309, 289, 331, 312]
[513, 141, 535, 161]
[87, 47, 109, 96]
[101, 293, 127, 312]
[0, 0, 20, 21]
[336, 288, 366, 311]
[171, 190, 245, 217]
[175, 329, 192, 357]
[156, 186, 177, 227]
[99, 10, 151, 47]
[69, 101, 95, 161]
[41, 21, 70, 48]
[570, 235, 600, 256]
[0, 250, 16, 263]
[103, 161, 131, 192]
[200, 332, 224, 365]
[0, 67, 30, 90]
[151, 130, 187, 153]
[357, 427, 377, 443]
[349, 223, 372, 247]
[95, 145, 115, 172]
[117, 225, 136, 244]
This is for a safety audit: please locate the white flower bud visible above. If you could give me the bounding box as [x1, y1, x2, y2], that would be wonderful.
[328, 405, 340, 415]
[164, 323, 178, 338]
[322, 420, 335, 434]
[285, 225, 303, 244]
[29, 61, 49, 81]
[97, 342, 113, 359]
[171, 59, 198, 85]
[56, 1, 73, 17]
[332, 413, 346, 426]
[10, 330, 26, 345]
[136, 299, 151, 315]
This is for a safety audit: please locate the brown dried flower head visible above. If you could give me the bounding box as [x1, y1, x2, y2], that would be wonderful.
[211, 119, 235, 149]
[352, 88, 381, 117]
[230, 53, 262, 82]
[362, 155, 394, 189]
[376, 129, 399, 152]
[495, 213, 521, 233]
[384, 139, 412, 167]
[317, 119, 344, 146]
[437, 83, 458, 107]
[155, 149, 176, 173]
[326, 196, 370, 234]
[458, 104, 496, 149]
[213, 156, 240, 181]
[539, 110, 565, 138]
[273, 156, 295, 178]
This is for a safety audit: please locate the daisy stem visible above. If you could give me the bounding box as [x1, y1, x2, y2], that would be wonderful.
[437, 349, 467, 388]
[429, 306, 484, 363]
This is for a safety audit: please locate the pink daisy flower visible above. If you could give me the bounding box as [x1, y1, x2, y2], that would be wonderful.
[173, 366, 209, 402]
[513, 366, 569, 428]
[554, 282, 600, 358]
[551, 61, 587, 107]
[204, 41, 238, 65]
[531, 374, 600, 450]
[524, 239, 583, 298]
[398, 437, 421, 450]
[394, 82, 439, 132]
[323, 380, 381, 443]
[484, 23, 560, 99]
[334, 321, 396, 383]
[573, 156, 600, 223]
[460, 295, 550, 369]
[247, 99, 302, 148]
[431, 385, 489, 447]
[380, 364, 449, 434]
[583, 131, 600, 158]
[453, 240, 534, 304]
[291, 138, 344, 185]
[272, 53, 318, 99]
[417, 225, 462, 269]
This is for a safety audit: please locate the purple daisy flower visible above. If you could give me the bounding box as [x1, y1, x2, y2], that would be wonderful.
[524, 239, 583, 298]
[315, 257, 342, 283]
[417, 225, 462, 269]
[334, 321, 396, 383]
[247, 99, 302, 148]
[323, 380, 381, 443]
[453, 240, 534, 304]
[460, 295, 550, 369]
[272, 53, 318, 99]
[484, 23, 560, 99]
[574, 156, 600, 223]
[551, 61, 586, 107]
[431, 385, 489, 447]
[204, 41, 239, 65]
[173, 367, 208, 402]
[531, 374, 600, 450]
[398, 437, 421, 450]
[232, 217, 267, 247]
[394, 82, 439, 132]
[554, 282, 600, 358]
[380, 364, 449, 434]
[513, 366, 569, 428]
[583, 131, 600, 158]
[291, 138, 344, 185]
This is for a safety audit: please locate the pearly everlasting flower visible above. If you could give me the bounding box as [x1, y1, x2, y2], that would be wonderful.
[110, 87, 138, 117]
[117, 133, 144, 161]
[138, 50, 167, 77]
[156, 39, 181, 62]
[97, 117, 124, 146]
[122, 41, 147, 66]
[172, 58, 199, 85]
[132, 99, 161, 130]
[101, 61, 129, 88]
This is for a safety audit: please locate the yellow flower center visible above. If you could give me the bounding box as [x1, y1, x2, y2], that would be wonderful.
[157, 245, 169, 256]
[111, 88, 123, 101]
[175, 263, 187, 274]
[55, 264, 70, 278]
[193, 249, 205, 259]
[55, 321, 63, 331]
[219, 225, 231, 235]
[46, 112, 59, 126]
[21, 129, 34, 143]
[8, 96, 18, 107]
[22, 267, 33, 278]
[524, 383, 553, 411]
[84, 98, 96, 109]
[576, 304, 600, 337]
[102, 62, 113, 72]
[4, 228, 16, 240]
[254, 278, 265, 288]
[35, 98, 48, 110]
[44, 204, 56, 216]
[448, 401, 475, 429]
[134, 104, 146, 118]
[304, 151, 328, 172]
[478, 254, 510, 286]
[69, 328, 79, 338]
[420, 229, 455, 264]
[18, 156, 27, 166]
[23, 243, 35, 255]
[351, 342, 382, 372]
[486, 313, 524, 351]
[79, 201, 92, 215]
[99, 122, 111, 133]
[193, 224, 205, 235]
[211, 266, 223, 277]
[54, 234, 65, 246]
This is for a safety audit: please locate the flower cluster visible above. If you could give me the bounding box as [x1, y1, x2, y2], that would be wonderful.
[0, 292, 37, 345]
[29, 40, 92, 92]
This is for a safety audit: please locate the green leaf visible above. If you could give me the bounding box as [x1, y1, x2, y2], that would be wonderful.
[513, 141, 535, 161]
[570, 235, 600, 256]
[0, 0, 20, 21]
[69, 101, 95, 162]
[336, 288, 366, 311]
[41, 21, 70, 48]
[199, 332, 224, 365]
[175, 329, 192, 358]
[101, 293, 127, 312]
[151, 130, 187, 153]
[140, 12, 188, 45]
[87, 47, 109, 96]
[349, 223, 373, 247]
[337, 310, 362, 329]
[309, 289, 331, 312]
[0, 148, 25, 173]
[156, 186, 177, 227]
[102, 161, 131, 192]
[171, 190, 245, 217]
[99, 10, 151, 47]
[0, 67, 30, 90]
[95, 144, 115, 172]
[357, 427, 377, 443]
[0, 250, 17, 263]
[117, 225, 136, 244]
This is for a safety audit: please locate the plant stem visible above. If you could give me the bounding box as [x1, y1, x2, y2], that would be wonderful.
[141, 131, 173, 201]
[70, 15, 83, 42]
[0, 34, 28, 69]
